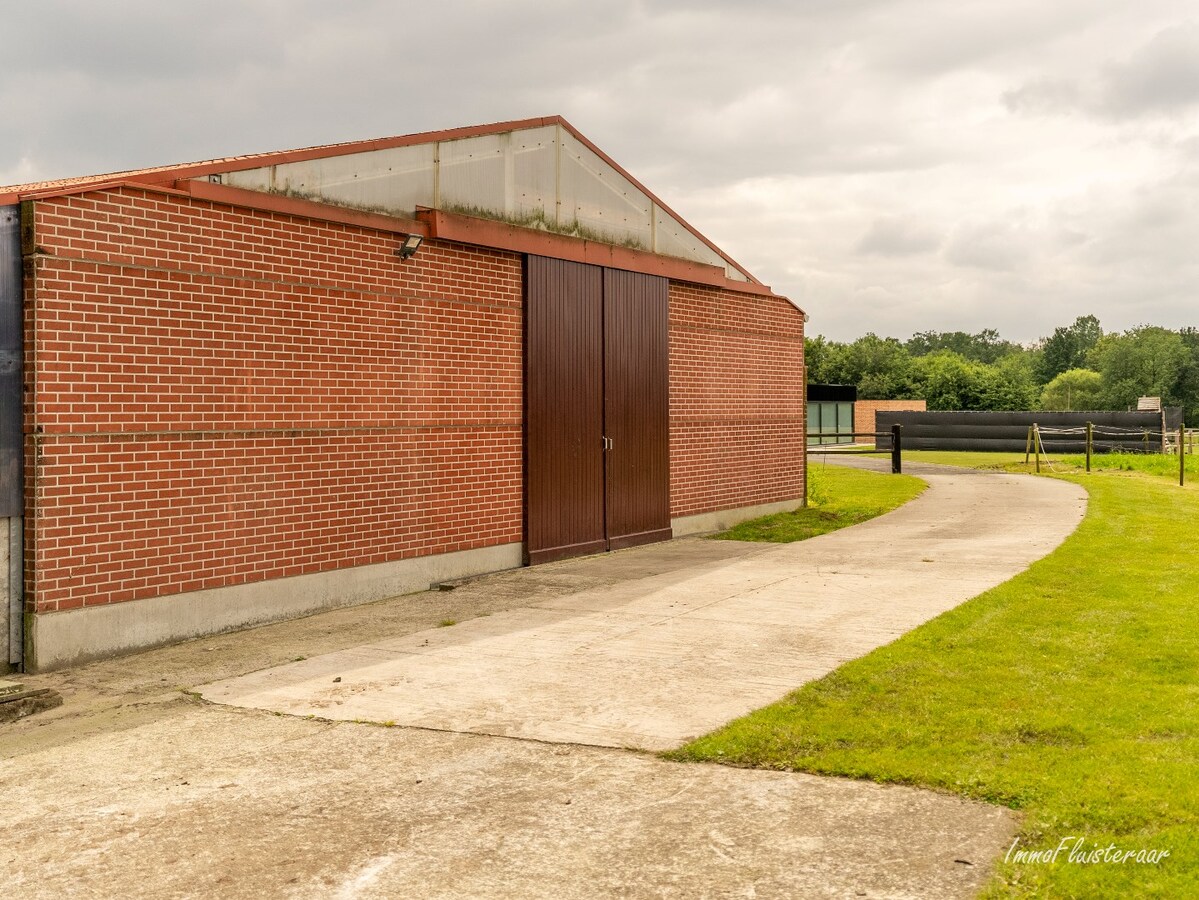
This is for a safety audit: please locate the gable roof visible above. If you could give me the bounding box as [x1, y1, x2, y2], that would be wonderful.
[0, 116, 759, 285]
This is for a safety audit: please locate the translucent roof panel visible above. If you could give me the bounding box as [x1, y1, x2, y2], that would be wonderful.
[439, 125, 558, 227]
[654, 206, 749, 281]
[558, 131, 653, 250]
[510, 128, 558, 221]
[199, 122, 751, 281]
[438, 132, 512, 217]
[222, 144, 437, 216]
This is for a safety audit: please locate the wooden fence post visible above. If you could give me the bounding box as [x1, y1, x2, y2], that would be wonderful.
[1086, 421, 1093, 473]
[891, 424, 902, 475]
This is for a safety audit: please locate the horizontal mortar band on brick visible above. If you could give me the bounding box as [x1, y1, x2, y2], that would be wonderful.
[28, 252, 520, 313]
[32, 424, 522, 440]
[668, 419, 805, 427]
[29, 238, 523, 434]
[670, 324, 805, 340]
[29, 190, 525, 311]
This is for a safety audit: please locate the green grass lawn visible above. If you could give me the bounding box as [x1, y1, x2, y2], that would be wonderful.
[711, 462, 926, 542]
[674, 451, 1199, 898]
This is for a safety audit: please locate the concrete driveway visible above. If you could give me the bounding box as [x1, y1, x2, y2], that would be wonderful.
[3, 461, 1087, 898]
[200, 460, 1087, 751]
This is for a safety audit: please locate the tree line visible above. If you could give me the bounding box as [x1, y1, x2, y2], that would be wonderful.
[806, 316, 1199, 423]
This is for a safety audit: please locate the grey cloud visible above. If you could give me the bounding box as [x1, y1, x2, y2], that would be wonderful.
[1, 1, 298, 79]
[1176, 135, 1199, 163]
[944, 222, 1035, 272]
[0, 2, 590, 180]
[868, 0, 1096, 75]
[0, 0, 956, 188]
[1100, 20, 1199, 116]
[1004, 20, 1199, 121]
[645, 0, 884, 13]
[1079, 171, 1199, 270]
[856, 217, 941, 256]
[1001, 78, 1086, 116]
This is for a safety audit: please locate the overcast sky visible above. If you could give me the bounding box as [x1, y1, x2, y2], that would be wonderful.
[3, 1, 1196, 343]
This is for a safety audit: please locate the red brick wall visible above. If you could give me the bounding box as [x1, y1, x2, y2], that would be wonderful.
[668, 282, 805, 518]
[854, 399, 927, 439]
[27, 188, 523, 614]
[25, 186, 804, 617]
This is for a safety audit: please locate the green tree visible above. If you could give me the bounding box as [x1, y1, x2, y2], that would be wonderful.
[1037, 315, 1103, 382]
[817, 333, 915, 399]
[906, 328, 1021, 364]
[984, 354, 1039, 410]
[906, 352, 1037, 411]
[1174, 328, 1199, 424]
[1088, 326, 1188, 409]
[910, 352, 989, 410]
[1039, 368, 1105, 411]
[804, 335, 835, 384]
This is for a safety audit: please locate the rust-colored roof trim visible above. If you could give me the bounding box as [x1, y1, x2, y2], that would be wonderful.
[25, 180, 787, 301]
[180, 181, 777, 297]
[2, 177, 195, 205]
[416, 208, 776, 297]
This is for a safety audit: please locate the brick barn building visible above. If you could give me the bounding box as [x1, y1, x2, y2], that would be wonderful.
[0, 117, 806, 671]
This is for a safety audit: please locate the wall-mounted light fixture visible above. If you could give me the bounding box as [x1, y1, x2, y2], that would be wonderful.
[395, 233, 423, 260]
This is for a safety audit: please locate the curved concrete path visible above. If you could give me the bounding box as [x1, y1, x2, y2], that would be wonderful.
[3, 702, 1019, 899]
[7, 462, 1089, 899]
[201, 462, 1087, 751]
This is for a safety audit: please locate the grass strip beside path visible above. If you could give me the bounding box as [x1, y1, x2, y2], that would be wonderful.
[712, 463, 926, 543]
[673, 456, 1198, 898]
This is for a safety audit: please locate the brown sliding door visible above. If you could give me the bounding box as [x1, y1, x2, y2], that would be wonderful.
[525, 257, 607, 563]
[524, 256, 670, 564]
[603, 267, 671, 550]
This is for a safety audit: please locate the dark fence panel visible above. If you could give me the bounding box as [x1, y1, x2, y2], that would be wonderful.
[874, 410, 1176, 453]
[0, 206, 22, 517]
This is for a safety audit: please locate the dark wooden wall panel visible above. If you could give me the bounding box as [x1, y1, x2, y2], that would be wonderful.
[524, 256, 606, 564]
[603, 269, 671, 549]
[0, 206, 21, 519]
